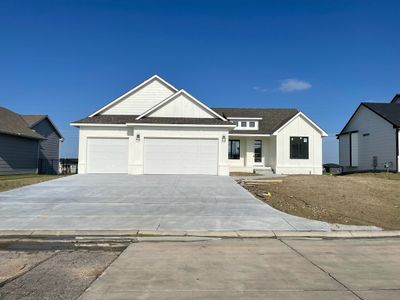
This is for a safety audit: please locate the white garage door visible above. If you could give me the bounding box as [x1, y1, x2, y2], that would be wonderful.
[144, 138, 218, 175]
[87, 138, 128, 173]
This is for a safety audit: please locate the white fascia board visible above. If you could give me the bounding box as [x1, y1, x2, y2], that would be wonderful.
[272, 112, 328, 137]
[70, 123, 127, 128]
[135, 89, 227, 121]
[227, 117, 263, 120]
[126, 123, 235, 128]
[88, 75, 179, 117]
[229, 133, 271, 137]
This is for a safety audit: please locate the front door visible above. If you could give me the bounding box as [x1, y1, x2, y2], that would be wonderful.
[254, 140, 262, 163]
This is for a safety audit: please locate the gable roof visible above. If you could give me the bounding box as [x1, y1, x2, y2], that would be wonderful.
[390, 94, 400, 104]
[21, 115, 64, 139]
[20, 114, 47, 127]
[89, 75, 179, 117]
[212, 108, 298, 134]
[0, 107, 45, 140]
[339, 102, 400, 135]
[362, 102, 400, 127]
[136, 90, 227, 121]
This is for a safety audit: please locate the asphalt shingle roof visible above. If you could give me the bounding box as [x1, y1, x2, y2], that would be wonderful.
[20, 115, 47, 127]
[0, 107, 45, 139]
[212, 108, 299, 134]
[73, 108, 299, 134]
[362, 102, 400, 127]
[72, 115, 232, 125]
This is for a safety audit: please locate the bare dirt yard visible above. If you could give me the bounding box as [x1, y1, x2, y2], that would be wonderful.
[241, 173, 400, 230]
[0, 175, 67, 192]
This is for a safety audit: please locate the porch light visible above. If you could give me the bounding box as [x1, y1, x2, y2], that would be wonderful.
[222, 135, 226, 142]
[136, 133, 140, 141]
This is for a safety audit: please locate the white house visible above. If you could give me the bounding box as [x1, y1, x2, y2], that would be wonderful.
[338, 94, 400, 173]
[71, 75, 327, 175]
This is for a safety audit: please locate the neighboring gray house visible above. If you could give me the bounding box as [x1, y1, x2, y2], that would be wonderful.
[337, 94, 400, 173]
[0, 107, 63, 175]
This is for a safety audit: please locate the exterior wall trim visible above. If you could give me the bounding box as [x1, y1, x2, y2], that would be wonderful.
[273, 112, 328, 137]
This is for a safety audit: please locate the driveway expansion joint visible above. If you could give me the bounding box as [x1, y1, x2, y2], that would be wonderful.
[279, 239, 364, 300]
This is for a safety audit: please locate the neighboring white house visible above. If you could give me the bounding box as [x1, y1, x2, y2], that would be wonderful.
[71, 75, 327, 175]
[337, 94, 400, 173]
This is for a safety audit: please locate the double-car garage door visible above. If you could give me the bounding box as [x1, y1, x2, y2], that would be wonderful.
[86, 137, 218, 175]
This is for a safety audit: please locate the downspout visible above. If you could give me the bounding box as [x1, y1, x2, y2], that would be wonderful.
[36, 141, 40, 174]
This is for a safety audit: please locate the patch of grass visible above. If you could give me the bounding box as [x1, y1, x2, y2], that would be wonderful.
[0, 175, 68, 192]
[242, 173, 400, 230]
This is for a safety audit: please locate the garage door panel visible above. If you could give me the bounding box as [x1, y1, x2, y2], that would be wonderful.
[144, 138, 218, 175]
[87, 138, 128, 174]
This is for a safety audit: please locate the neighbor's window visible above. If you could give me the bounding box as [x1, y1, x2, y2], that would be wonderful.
[290, 137, 309, 159]
[228, 140, 240, 159]
[249, 121, 255, 127]
[241, 121, 247, 127]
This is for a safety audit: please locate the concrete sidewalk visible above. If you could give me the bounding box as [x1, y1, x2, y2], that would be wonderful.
[80, 238, 400, 300]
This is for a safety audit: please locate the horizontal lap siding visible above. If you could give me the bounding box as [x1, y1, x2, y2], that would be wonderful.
[0, 133, 39, 175]
[33, 119, 60, 160]
[32, 119, 61, 174]
[340, 106, 396, 172]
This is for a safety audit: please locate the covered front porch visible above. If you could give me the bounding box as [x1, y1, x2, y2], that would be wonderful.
[228, 135, 276, 174]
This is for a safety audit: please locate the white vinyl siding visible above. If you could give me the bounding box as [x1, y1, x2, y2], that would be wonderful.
[148, 94, 215, 118]
[87, 138, 128, 173]
[339, 106, 397, 172]
[143, 138, 218, 175]
[102, 79, 175, 115]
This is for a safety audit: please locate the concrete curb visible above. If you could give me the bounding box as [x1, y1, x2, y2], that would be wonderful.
[0, 230, 399, 239]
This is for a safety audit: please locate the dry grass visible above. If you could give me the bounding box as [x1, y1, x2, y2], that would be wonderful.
[0, 174, 67, 192]
[242, 173, 400, 230]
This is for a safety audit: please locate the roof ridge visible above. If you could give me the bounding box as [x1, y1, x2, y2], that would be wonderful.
[211, 107, 298, 110]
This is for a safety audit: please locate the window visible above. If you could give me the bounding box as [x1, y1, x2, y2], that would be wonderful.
[290, 137, 309, 159]
[249, 121, 255, 128]
[228, 140, 240, 159]
[241, 121, 247, 127]
[233, 121, 238, 127]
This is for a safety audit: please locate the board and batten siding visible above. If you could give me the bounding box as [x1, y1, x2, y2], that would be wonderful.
[0, 133, 39, 175]
[339, 105, 397, 172]
[275, 114, 323, 175]
[149, 94, 214, 118]
[102, 79, 176, 115]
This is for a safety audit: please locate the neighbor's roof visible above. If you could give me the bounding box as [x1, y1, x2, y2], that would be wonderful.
[212, 108, 299, 134]
[338, 102, 400, 136]
[362, 103, 400, 127]
[72, 115, 232, 126]
[20, 115, 47, 127]
[0, 107, 45, 140]
[21, 114, 64, 139]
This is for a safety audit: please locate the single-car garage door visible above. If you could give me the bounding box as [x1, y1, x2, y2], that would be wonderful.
[144, 138, 218, 175]
[87, 138, 128, 173]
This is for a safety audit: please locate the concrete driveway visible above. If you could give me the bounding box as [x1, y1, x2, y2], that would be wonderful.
[0, 175, 368, 231]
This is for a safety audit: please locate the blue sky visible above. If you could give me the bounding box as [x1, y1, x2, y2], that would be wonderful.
[1, 0, 399, 162]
